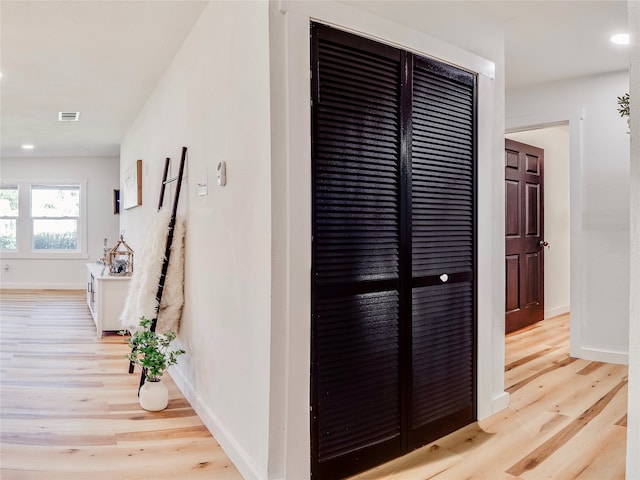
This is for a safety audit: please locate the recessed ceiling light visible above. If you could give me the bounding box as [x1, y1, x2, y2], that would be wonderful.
[22, 144, 34, 150]
[610, 33, 630, 45]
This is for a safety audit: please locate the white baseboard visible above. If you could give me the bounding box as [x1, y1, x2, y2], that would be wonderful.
[544, 304, 570, 319]
[478, 390, 510, 420]
[0, 283, 85, 290]
[572, 346, 628, 366]
[491, 391, 510, 414]
[168, 367, 261, 480]
[172, 363, 512, 476]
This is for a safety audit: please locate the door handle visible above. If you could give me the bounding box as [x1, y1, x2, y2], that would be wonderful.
[539, 240, 549, 248]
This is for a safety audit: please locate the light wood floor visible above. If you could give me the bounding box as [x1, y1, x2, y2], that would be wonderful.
[352, 313, 628, 479]
[0, 289, 242, 480]
[1, 291, 628, 479]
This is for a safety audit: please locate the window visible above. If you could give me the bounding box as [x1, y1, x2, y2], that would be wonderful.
[0, 180, 87, 258]
[0, 185, 19, 250]
[31, 185, 80, 251]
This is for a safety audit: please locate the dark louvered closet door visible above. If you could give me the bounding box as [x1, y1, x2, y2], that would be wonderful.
[409, 57, 476, 448]
[311, 23, 476, 480]
[311, 24, 403, 480]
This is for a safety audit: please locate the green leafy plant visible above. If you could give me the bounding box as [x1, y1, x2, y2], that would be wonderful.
[617, 92, 630, 118]
[126, 317, 185, 381]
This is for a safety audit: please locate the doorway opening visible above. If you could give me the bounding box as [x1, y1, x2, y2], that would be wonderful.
[504, 123, 571, 403]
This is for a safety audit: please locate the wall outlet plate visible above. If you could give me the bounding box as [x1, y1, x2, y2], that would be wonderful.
[197, 176, 208, 196]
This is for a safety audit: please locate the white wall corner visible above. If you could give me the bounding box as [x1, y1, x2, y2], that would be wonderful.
[267, 5, 289, 480]
[168, 368, 264, 480]
[627, 1, 640, 478]
[544, 305, 570, 320]
[490, 392, 511, 417]
[268, 4, 313, 480]
[268, 6, 314, 480]
[476, 73, 508, 421]
[570, 346, 628, 366]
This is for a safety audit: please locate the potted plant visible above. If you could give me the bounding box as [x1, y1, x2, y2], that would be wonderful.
[618, 92, 630, 132]
[126, 316, 185, 411]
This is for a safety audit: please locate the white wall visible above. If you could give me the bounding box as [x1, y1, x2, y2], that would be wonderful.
[507, 71, 630, 365]
[0, 156, 120, 289]
[626, 1, 639, 478]
[119, 1, 272, 478]
[506, 127, 571, 319]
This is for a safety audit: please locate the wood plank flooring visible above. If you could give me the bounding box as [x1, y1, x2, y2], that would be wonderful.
[0, 289, 242, 480]
[1, 291, 628, 479]
[351, 313, 628, 480]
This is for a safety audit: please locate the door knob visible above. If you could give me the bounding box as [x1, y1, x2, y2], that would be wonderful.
[539, 240, 549, 248]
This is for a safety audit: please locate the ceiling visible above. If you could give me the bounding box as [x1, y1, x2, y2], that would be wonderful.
[0, 0, 630, 159]
[0, 0, 208, 159]
[344, 0, 630, 87]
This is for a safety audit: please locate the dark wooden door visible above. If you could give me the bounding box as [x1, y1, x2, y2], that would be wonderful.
[311, 23, 476, 480]
[505, 139, 545, 334]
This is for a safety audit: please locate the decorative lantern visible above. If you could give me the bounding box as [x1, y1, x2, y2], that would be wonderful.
[108, 232, 134, 276]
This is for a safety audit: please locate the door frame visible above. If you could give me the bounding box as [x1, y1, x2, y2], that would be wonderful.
[506, 113, 584, 360]
[268, 6, 505, 478]
[309, 24, 478, 478]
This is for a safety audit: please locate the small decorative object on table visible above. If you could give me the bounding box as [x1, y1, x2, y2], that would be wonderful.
[108, 231, 134, 276]
[99, 238, 109, 275]
[100, 238, 109, 264]
[126, 316, 185, 411]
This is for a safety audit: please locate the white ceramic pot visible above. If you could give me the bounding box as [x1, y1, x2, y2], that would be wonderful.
[139, 378, 169, 411]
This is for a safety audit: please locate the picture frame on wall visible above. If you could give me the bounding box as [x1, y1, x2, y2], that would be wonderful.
[113, 189, 120, 214]
[123, 159, 142, 209]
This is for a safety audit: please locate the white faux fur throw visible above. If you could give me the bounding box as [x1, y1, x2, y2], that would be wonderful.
[119, 210, 185, 334]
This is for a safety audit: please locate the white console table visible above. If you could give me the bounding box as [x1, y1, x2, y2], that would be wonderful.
[86, 263, 131, 338]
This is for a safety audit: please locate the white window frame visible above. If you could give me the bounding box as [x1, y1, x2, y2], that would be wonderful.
[0, 179, 88, 259]
[0, 184, 19, 251]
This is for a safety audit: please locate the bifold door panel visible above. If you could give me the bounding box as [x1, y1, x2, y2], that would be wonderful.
[311, 23, 477, 479]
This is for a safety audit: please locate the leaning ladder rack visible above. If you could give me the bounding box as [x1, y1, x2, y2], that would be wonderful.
[129, 146, 187, 392]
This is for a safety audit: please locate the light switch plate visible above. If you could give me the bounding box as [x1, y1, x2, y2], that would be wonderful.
[217, 161, 226, 186]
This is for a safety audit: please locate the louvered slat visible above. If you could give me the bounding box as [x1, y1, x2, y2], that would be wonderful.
[314, 37, 401, 285]
[411, 64, 475, 277]
[412, 283, 474, 428]
[316, 291, 401, 461]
